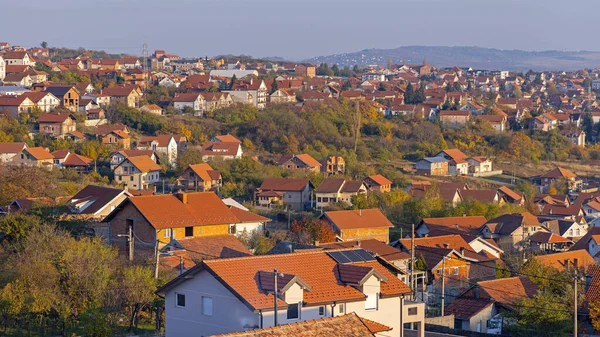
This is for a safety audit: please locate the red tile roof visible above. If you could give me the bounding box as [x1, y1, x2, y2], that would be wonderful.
[126, 155, 161, 173]
[533, 250, 595, 270]
[38, 112, 73, 123]
[175, 235, 251, 260]
[278, 153, 321, 168]
[228, 206, 270, 223]
[0, 142, 26, 154]
[477, 276, 538, 305]
[541, 167, 577, 179]
[119, 192, 240, 229]
[323, 209, 393, 230]
[366, 174, 392, 186]
[445, 297, 494, 319]
[419, 216, 487, 236]
[258, 178, 310, 192]
[24, 147, 53, 160]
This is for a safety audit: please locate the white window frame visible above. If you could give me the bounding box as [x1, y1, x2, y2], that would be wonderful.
[286, 302, 300, 321]
[164, 228, 172, 239]
[318, 306, 325, 316]
[202, 296, 213, 316]
[365, 293, 378, 310]
[175, 293, 186, 308]
[453, 267, 459, 275]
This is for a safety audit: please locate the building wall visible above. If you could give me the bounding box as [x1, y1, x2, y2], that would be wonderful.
[338, 227, 390, 243]
[164, 270, 259, 337]
[109, 202, 157, 259]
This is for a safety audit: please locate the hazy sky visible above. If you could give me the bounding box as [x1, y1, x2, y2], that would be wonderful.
[4, 0, 600, 60]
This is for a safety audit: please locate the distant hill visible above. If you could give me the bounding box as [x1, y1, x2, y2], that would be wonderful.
[304, 46, 600, 71]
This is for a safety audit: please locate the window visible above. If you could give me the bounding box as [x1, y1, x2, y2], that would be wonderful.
[365, 293, 378, 310]
[202, 297, 213, 316]
[287, 303, 300, 320]
[576, 228, 581, 236]
[130, 176, 134, 181]
[408, 307, 418, 316]
[453, 267, 459, 275]
[318, 306, 325, 316]
[338, 303, 345, 314]
[176, 293, 186, 307]
[185, 226, 193, 237]
[164, 228, 172, 239]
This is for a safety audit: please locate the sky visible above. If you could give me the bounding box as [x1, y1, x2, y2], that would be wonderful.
[4, 0, 600, 60]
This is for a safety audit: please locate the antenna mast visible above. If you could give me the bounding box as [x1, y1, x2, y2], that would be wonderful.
[142, 41, 148, 92]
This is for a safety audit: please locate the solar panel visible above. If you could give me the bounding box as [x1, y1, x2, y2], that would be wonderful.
[328, 251, 351, 264]
[355, 249, 376, 262]
[328, 249, 376, 264]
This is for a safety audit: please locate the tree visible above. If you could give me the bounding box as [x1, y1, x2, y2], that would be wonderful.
[404, 83, 415, 104]
[378, 82, 386, 91]
[40, 41, 48, 48]
[506, 292, 572, 337]
[289, 217, 335, 244]
[270, 79, 279, 94]
[414, 254, 428, 271]
[331, 64, 340, 76]
[229, 74, 237, 89]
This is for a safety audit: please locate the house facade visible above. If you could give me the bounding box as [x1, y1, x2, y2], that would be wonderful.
[113, 155, 161, 190]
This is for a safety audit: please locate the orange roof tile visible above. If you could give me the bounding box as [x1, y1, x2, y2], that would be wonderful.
[24, 147, 53, 160]
[228, 206, 271, 223]
[120, 192, 240, 229]
[126, 155, 161, 173]
[323, 209, 393, 230]
[367, 174, 392, 186]
[534, 250, 595, 270]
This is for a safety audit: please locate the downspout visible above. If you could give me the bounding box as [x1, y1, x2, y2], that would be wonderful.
[258, 310, 263, 329]
[331, 302, 336, 317]
[400, 295, 404, 337]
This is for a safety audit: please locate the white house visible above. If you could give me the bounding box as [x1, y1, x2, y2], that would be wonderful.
[113, 155, 161, 191]
[0, 142, 27, 163]
[137, 135, 180, 167]
[227, 205, 270, 236]
[156, 249, 425, 337]
[172, 93, 205, 116]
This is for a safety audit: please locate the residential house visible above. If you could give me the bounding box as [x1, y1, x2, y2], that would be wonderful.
[269, 88, 296, 104]
[321, 155, 345, 175]
[226, 205, 271, 236]
[466, 157, 493, 174]
[497, 186, 525, 206]
[66, 185, 132, 219]
[21, 91, 60, 112]
[51, 150, 93, 171]
[433, 149, 470, 175]
[109, 149, 158, 170]
[102, 86, 140, 108]
[11, 147, 54, 167]
[560, 129, 586, 147]
[172, 93, 205, 116]
[200, 141, 242, 161]
[460, 102, 484, 115]
[0, 95, 35, 117]
[415, 216, 488, 237]
[177, 163, 222, 192]
[202, 92, 233, 112]
[224, 79, 268, 109]
[540, 217, 588, 239]
[140, 104, 163, 116]
[445, 277, 538, 334]
[138, 135, 181, 167]
[540, 167, 581, 192]
[319, 239, 411, 273]
[314, 178, 367, 208]
[530, 115, 552, 131]
[45, 85, 79, 112]
[86, 108, 105, 120]
[438, 110, 471, 128]
[295, 63, 317, 78]
[476, 114, 507, 132]
[255, 178, 313, 211]
[0, 55, 5, 80]
[38, 113, 76, 138]
[3, 51, 33, 66]
[277, 153, 321, 173]
[155, 248, 424, 337]
[2, 73, 32, 87]
[113, 155, 162, 190]
[533, 250, 595, 271]
[103, 192, 241, 258]
[481, 213, 549, 252]
[320, 209, 393, 243]
[0, 142, 27, 163]
[101, 130, 131, 149]
[415, 157, 448, 176]
[409, 181, 464, 207]
[529, 231, 573, 253]
[363, 174, 392, 193]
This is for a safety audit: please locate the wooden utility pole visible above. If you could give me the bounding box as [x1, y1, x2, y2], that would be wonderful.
[128, 224, 134, 262]
[441, 256, 446, 316]
[154, 240, 160, 279]
[411, 224, 415, 300]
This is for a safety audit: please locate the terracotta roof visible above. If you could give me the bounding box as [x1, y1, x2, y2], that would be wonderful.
[319, 239, 410, 262]
[541, 204, 582, 216]
[172, 249, 411, 311]
[585, 264, 600, 305]
[125, 155, 161, 173]
[67, 130, 86, 139]
[172, 92, 202, 102]
[0, 142, 26, 154]
[112, 192, 240, 229]
[185, 163, 217, 182]
[498, 186, 523, 201]
[438, 148, 468, 160]
[323, 209, 393, 230]
[315, 178, 345, 193]
[38, 112, 73, 123]
[95, 124, 128, 136]
[533, 250, 595, 270]
[419, 216, 487, 236]
[175, 235, 251, 260]
[112, 150, 153, 159]
[400, 234, 472, 251]
[0, 95, 29, 106]
[138, 135, 174, 148]
[201, 141, 240, 156]
[101, 87, 136, 97]
[541, 167, 577, 179]
[214, 134, 241, 143]
[228, 206, 270, 223]
[366, 174, 392, 186]
[212, 313, 389, 336]
[278, 153, 321, 168]
[484, 213, 541, 235]
[477, 276, 538, 305]
[460, 190, 498, 203]
[24, 147, 53, 160]
[62, 153, 93, 167]
[259, 178, 310, 192]
[528, 231, 572, 244]
[445, 297, 494, 319]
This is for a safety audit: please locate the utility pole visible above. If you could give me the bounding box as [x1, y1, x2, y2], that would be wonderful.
[273, 269, 279, 326]
[573, 258, 579, 337]
[179, 255, 184, 275]
[411, 224, 415, 300]
[441, 255, 446, 316]
[129, 224, 134, 262]
[154, 239, 160, 279]
[142, 41, 148, 92]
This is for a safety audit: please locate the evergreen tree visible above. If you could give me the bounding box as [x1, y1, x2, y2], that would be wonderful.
[405, 83, 415, 104]
[331, 64, 340, 76]
[230, 74, 237, 89]
[270, 79, 278, 94]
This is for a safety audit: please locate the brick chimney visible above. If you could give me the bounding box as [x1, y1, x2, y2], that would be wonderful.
[460, 247, 465, 256]
[177, 192, 188, 204]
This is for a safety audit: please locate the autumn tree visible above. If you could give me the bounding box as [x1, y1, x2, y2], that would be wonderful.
[289, 217, 336, 244]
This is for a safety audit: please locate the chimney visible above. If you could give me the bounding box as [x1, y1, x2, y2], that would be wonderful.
[356, 240, 361, 247]
[473, 286, 480, 299]
[443, 243, 450, 249]
[288, 243, 294, 253]
[177, 192, 188, 204]
[463, 213, 466, 217]
[314, 240, 320, 246]
[359, 209, 362, 216]
[460, 247, 465, 256]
